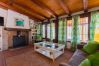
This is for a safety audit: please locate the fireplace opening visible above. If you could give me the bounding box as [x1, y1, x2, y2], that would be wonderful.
[13, 31, 27, 48]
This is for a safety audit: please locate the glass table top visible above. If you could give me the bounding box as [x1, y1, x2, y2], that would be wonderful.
[35, 42, 62, 49]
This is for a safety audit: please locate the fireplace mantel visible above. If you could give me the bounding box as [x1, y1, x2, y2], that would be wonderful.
[4, 27, 31, 31]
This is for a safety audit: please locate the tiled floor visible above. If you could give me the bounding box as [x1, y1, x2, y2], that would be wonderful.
[0, 46, 73, 66]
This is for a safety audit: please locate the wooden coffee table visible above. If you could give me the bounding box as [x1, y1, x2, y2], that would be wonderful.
[34, 42, 65, 61]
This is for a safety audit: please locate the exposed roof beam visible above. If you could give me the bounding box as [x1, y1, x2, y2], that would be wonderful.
[9, 0, 49, 19]
[57, 0, 70, 15]
[0, 1, 42, 21]
[83, 0, 88, 12]
[0, 2, 9, 8]
[8, 0, 45, 20]
[31, 0, 57, 17]
[13, 4, 44, 21]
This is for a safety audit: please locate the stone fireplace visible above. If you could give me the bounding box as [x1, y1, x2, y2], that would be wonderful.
[6, 29, 29, 48]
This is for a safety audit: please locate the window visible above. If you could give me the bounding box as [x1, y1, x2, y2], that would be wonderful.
[42, 24, 45, 38]
[37, 24, 41, 35]
[67, 20, 72, 41]
[79, 17, 88, 42]
[36, 24, 42, 40]
[47, 24, 50, 39]
[43, 22, 55, 40]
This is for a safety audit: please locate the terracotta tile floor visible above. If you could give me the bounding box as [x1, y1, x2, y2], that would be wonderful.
[0, 46, 73, 66]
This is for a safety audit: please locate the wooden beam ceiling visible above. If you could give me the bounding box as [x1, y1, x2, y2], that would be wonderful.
[31, 0, 57, 17]
[57, 0, 70, 15]
[9, 0, 49, 19]
[8, 0, 45, 20]
[13, 4, 44, 21]
[0, 2, 9, 9]
[0, 0, 99, 21]
[0, 1, 42, 21]
[83, 0, 88, 12]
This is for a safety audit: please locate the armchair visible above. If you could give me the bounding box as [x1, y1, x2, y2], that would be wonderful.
[59, 41, 99, 66]
[79, 52, 99, 66]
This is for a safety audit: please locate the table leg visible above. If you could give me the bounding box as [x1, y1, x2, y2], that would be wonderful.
[50, 52, 55, 62]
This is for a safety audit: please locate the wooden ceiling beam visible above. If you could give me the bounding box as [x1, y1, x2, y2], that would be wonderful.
[8, 0, 45, 20]
[57, 0, 70, 15]
[0, 2, 9, 8]
[0, 1, 42, 21]
[13, 4, 44, 21]
[9, 0, 49, 19]
[83, 0, 88, 12]
[31, 0, 57, 17]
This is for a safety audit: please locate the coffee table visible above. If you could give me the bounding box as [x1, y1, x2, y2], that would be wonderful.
[34, 42, 65, 61]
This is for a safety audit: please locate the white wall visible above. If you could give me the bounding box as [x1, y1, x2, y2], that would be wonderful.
[0, 8, 33, 51]
[0, 9, 30, 29]
[0, 26, 3, 51]
[6, 9, 30, 29]
[2, 27, 8, 51]
[0, 9, 8, 51]
[0, 8, 7, 26]
[0, 26, 8, 51]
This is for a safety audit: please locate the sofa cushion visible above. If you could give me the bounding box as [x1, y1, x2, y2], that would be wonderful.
[68, 49, 86, 66]
[83, 41, 99, 54]
[79, 59, 91, 66]
[88, 52, 99, 66]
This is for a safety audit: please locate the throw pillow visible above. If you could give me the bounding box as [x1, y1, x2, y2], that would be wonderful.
[79, 59, 91, 66]
[83, 41, 99, 54]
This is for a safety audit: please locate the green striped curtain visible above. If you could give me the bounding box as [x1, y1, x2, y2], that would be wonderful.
[90, 11, 98, 41]
[71, 15, 80, 51]
[58, 18, 67, 44]
[40, 24, 43, 39]
[50, 20, 53, 41]
[58, 19, 64, 43]
[63, 19, 67, 46]
[48, 20, 55, 42]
